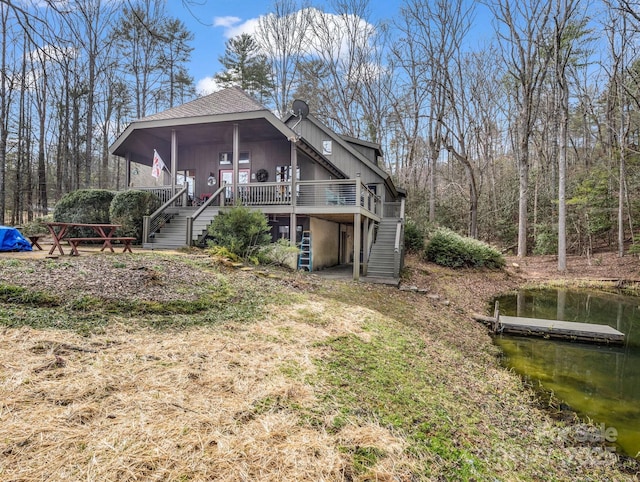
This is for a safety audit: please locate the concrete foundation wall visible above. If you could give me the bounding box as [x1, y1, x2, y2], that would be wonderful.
[310, 218, 339, 270]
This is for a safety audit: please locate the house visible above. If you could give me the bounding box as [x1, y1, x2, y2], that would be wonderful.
[109, 87, 405, 281]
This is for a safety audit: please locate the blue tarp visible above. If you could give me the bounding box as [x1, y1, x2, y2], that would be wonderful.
[0, 226, 32, 252]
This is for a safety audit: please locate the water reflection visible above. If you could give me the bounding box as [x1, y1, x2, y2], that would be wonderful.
[495, 288, 640, 458]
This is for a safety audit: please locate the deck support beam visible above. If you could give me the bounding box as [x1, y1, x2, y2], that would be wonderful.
[171, 130, 177, 195]
[353, 212, 361, 281]
[232, 123, 239, 204]
[362, 217, 369, 276]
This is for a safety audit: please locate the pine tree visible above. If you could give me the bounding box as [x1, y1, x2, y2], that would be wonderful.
[215, 33, 272, 103]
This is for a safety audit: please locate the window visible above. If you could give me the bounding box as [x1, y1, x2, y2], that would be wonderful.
[219, 151, 250, 164]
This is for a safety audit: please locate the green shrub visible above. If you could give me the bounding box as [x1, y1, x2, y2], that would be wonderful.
[206, 245, 241, 262]
[404, 219, 425, 253]
[533, 224, 557, 255]
[109, 190, 162, 242]
[20, 216, 52, 236]
[256, 239, 299, 268]
[424, 228, 505, 269]
[206, 204, 271, 258]
[53, 189, 115, 238]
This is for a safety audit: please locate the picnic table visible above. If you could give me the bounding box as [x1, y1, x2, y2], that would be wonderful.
[28, 235, 43, 250]
[45, 222, 135, 256]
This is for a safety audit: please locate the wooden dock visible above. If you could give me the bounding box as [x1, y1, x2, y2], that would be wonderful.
[473, 308, 625, 345]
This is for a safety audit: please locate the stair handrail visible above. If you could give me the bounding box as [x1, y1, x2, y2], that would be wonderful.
[191, 184, 227, 221]
[143, 185, 188, 244]
[393, 198, 406, 253]
[186, 184, 227, 245]
[393, 198, 406, 277]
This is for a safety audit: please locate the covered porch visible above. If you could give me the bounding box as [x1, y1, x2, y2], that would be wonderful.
[137, 177, 384, 280]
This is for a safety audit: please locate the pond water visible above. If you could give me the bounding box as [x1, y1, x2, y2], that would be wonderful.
[494, 288, 640, 458]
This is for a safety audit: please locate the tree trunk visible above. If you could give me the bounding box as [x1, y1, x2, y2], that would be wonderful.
[517, 132, 529, 257]
[558, 79, 568, 271]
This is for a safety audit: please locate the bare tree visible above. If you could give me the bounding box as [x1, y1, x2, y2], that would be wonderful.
[386, 11, 430, 194]
[112, 0, 166, 119]
[256, 0, 311, 118]
[0, 4, 14, 224]
[552, 0, 585, 271]
[490, 0, 553, 257]
[301, 0, 379, 137]
[389, 0, 453, 223]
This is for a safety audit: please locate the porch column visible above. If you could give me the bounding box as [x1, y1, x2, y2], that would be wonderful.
[125, 152, 131, 188]
[171, 129, 178, 193]
[233, 123, 239, 203]
[353, 213, 361, 281]
[290, 213, 297, 246]
[362, 217, 369, 276]
[290, 141, 297, 246]
[290, 141, 297, 208]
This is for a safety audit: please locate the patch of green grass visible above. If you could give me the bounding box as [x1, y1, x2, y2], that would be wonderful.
[278, 360, 303, 378]
[0, 267, 286, 333]
[318, 282, 418, 323]
[313, 319, 487, 480]
[0, 306, 109, 335]
[0, 284, 61, 306]
[0, 259, 21, 268]
[340, 445, 386, 474]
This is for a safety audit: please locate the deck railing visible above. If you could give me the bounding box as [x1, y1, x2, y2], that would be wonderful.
[186, 184, 227, 244]
[131, 185, 187, 205]
[296, 180, 381, 215]
[223, 179, 381, 216]
[234, 182, 294, 206]
[393, 198, 406, 277]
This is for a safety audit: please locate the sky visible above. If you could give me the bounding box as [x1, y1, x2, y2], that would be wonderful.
[165, 0, 407, 95]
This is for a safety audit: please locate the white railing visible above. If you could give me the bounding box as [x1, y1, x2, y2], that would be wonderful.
[224, 179, 381, 216]
[296, 180, 381, 215]
[131, 185, 187, 205]
[235, 182, 293, 205]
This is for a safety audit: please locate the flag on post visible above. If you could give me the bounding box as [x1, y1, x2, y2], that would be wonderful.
[151, 149, 165, 179]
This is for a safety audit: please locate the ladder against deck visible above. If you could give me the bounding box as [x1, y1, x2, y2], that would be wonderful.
[298, 231, 312, 271]
[498, 315, 625, 345]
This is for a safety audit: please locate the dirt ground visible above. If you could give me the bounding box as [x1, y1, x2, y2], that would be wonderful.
[504, 252, 640, 282]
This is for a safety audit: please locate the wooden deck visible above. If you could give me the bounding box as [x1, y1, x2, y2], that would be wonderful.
[473, 311, 625, 345]
[499, 315, 625, 344]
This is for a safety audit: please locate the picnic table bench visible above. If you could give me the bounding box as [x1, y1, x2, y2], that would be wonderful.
[66, 237, 137, 256]
[46, 222, 136, 256]
[27, 235, 44, 250]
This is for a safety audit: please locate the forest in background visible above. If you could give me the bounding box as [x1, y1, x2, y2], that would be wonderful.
[1, 0, 640, 265]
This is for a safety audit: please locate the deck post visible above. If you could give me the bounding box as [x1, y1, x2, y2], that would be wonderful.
[493, 301, 500, 333]
[186, 217, 193, 246]
[125, 152, 131, 188]
[142, 215, 150, 245]
[233, 123, 239, 204]
[353, 212, 361, 280]
[171, 130, 177, 196]
[290, 213, 296, 246]
[290, 141, 297, 208]
[362, 217, 369, 276]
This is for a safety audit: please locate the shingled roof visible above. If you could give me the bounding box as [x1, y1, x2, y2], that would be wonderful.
[139, 86, 266, 122]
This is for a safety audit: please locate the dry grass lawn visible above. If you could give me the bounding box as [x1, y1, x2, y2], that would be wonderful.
[0, 251, 638, 481]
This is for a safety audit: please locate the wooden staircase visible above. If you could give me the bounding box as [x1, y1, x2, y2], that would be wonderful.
[365, 217, 403, 282]
[143, 206, 218, 249]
